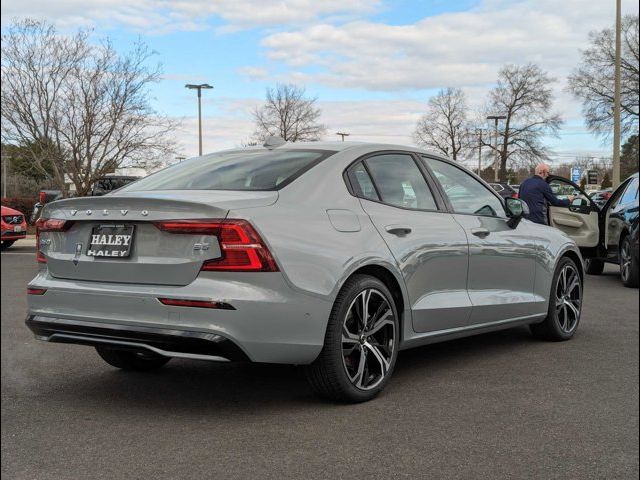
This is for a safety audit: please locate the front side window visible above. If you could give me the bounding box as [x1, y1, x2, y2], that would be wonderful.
[548, 179, 580, 201]
[425, 157, 505, 217]
[363, 154, 438, 210]
[120, 149, 334, 191]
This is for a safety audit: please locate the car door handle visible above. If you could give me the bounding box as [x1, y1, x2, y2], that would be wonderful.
[385, 225, 412, 236]
[471, 228, 490, 238]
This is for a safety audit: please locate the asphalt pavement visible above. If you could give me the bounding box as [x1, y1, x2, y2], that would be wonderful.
[2, 243, 638, 480]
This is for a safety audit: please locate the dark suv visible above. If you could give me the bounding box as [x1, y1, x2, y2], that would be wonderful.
[585, 173, 639, 287]
[546, 173, 638, 287]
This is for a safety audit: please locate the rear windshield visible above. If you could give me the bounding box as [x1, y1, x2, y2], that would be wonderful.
[120, 149, 335, 191]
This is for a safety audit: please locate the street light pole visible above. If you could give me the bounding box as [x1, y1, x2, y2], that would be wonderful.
[185, 83, 214, 156]
[612, 0, 622, 187]
[336, 132, 350, 141]
[486, 115, 507, 181]
[476, 129, 483, 176]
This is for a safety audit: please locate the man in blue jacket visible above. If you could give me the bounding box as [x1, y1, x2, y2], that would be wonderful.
[519, 164, 575, 225]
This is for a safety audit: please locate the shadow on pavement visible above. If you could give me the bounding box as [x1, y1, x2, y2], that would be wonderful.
[32, 325, 538, 413]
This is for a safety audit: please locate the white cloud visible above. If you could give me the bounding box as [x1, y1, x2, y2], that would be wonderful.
[1, 0, 381, 32]
[262, 0, 639, 90]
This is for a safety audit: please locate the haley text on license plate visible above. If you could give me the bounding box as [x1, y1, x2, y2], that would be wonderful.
[87, 225, 134, 258]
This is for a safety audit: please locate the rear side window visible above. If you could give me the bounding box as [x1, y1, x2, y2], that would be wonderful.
[120, 149, 334, 191]
[349, 163, 380, 201]
[363, 154, 438, 210]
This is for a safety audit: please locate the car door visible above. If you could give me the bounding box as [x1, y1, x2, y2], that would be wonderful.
[345, 152, 471, 333]
[546, 176, 601, 256]
[603, 176, 639, 259]
[422, 157, 538, 325]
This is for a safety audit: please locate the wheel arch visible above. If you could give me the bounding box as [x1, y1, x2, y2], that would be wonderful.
[334, 261, 409, 341]
[618, 227, 630, 247]
[560, 247, 584, 283]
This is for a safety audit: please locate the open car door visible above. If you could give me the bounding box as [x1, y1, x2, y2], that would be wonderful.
[546, 175, 601, 257]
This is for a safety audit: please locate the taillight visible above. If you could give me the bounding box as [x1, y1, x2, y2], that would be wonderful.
[27, 287, 47, 295]
[35, 218, 73, 263]
[154, 219, 279, 272]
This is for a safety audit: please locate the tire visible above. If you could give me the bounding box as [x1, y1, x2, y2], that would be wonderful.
[96, 346, 170, 371]
[306, 274, 400, 403]
[620, 235, 639, 288]
[531, 256, 583, 341]
[1, 240, 16, 250]
[584, 258, 605, 275]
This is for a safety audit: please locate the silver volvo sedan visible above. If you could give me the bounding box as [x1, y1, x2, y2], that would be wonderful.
[26, 141, 584, 402]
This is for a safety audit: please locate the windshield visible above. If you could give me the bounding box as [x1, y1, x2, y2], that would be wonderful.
[121, 149, 335, 192]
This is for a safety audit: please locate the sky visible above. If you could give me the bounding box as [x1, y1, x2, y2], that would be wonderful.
[2, 0, 639, 168]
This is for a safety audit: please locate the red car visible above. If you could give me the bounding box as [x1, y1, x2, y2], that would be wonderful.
[1, 205, 28, 249]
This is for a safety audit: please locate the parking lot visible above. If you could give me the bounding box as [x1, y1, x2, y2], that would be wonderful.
[1, 242, 638, 480]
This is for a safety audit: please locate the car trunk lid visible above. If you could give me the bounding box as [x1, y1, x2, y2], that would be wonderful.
[39, 190, 277, 285]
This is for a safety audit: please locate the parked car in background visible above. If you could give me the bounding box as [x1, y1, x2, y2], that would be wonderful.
[546, 173, 639, 288]
[91, 174, 141, 196]
[1, 205, 28, 249]
[584, 174, 639, 287]
[590, 189, 612, 209]
[584, 184, 600, 196]
[30, 175, 143, 224]
[30, 190, 64, 225]
[27, 141, 585, 402]
[489, 182, 518, 199]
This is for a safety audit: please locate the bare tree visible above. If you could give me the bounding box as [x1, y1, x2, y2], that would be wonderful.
[482, 63, 562, 181]
[413, 87, 470, 161]
[1, 19, 179, 196]
[253, 84, 326, 142]
[568, 15, 639, 138]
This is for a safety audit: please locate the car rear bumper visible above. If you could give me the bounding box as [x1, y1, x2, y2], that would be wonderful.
[26, 315, 250, 362]
[26, 271, 332, 364]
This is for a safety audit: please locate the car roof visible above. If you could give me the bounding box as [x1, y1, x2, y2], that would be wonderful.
[202, 140, 451, 160]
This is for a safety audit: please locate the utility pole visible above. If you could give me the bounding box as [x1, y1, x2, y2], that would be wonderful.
[612, 0, 622, 187]
[486, 115, 506, 182]
[336, 132, 351, 141]
[185, 83, 214, 156]
[475, 129, 484, 176]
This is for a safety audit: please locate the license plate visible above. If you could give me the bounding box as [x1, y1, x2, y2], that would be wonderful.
[13, 226, 22, 232]
[87, 224, 134, 258]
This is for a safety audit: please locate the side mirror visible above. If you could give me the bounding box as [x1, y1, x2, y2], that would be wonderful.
[505, 198, 529, 228]
[571, 198, 587, 207]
